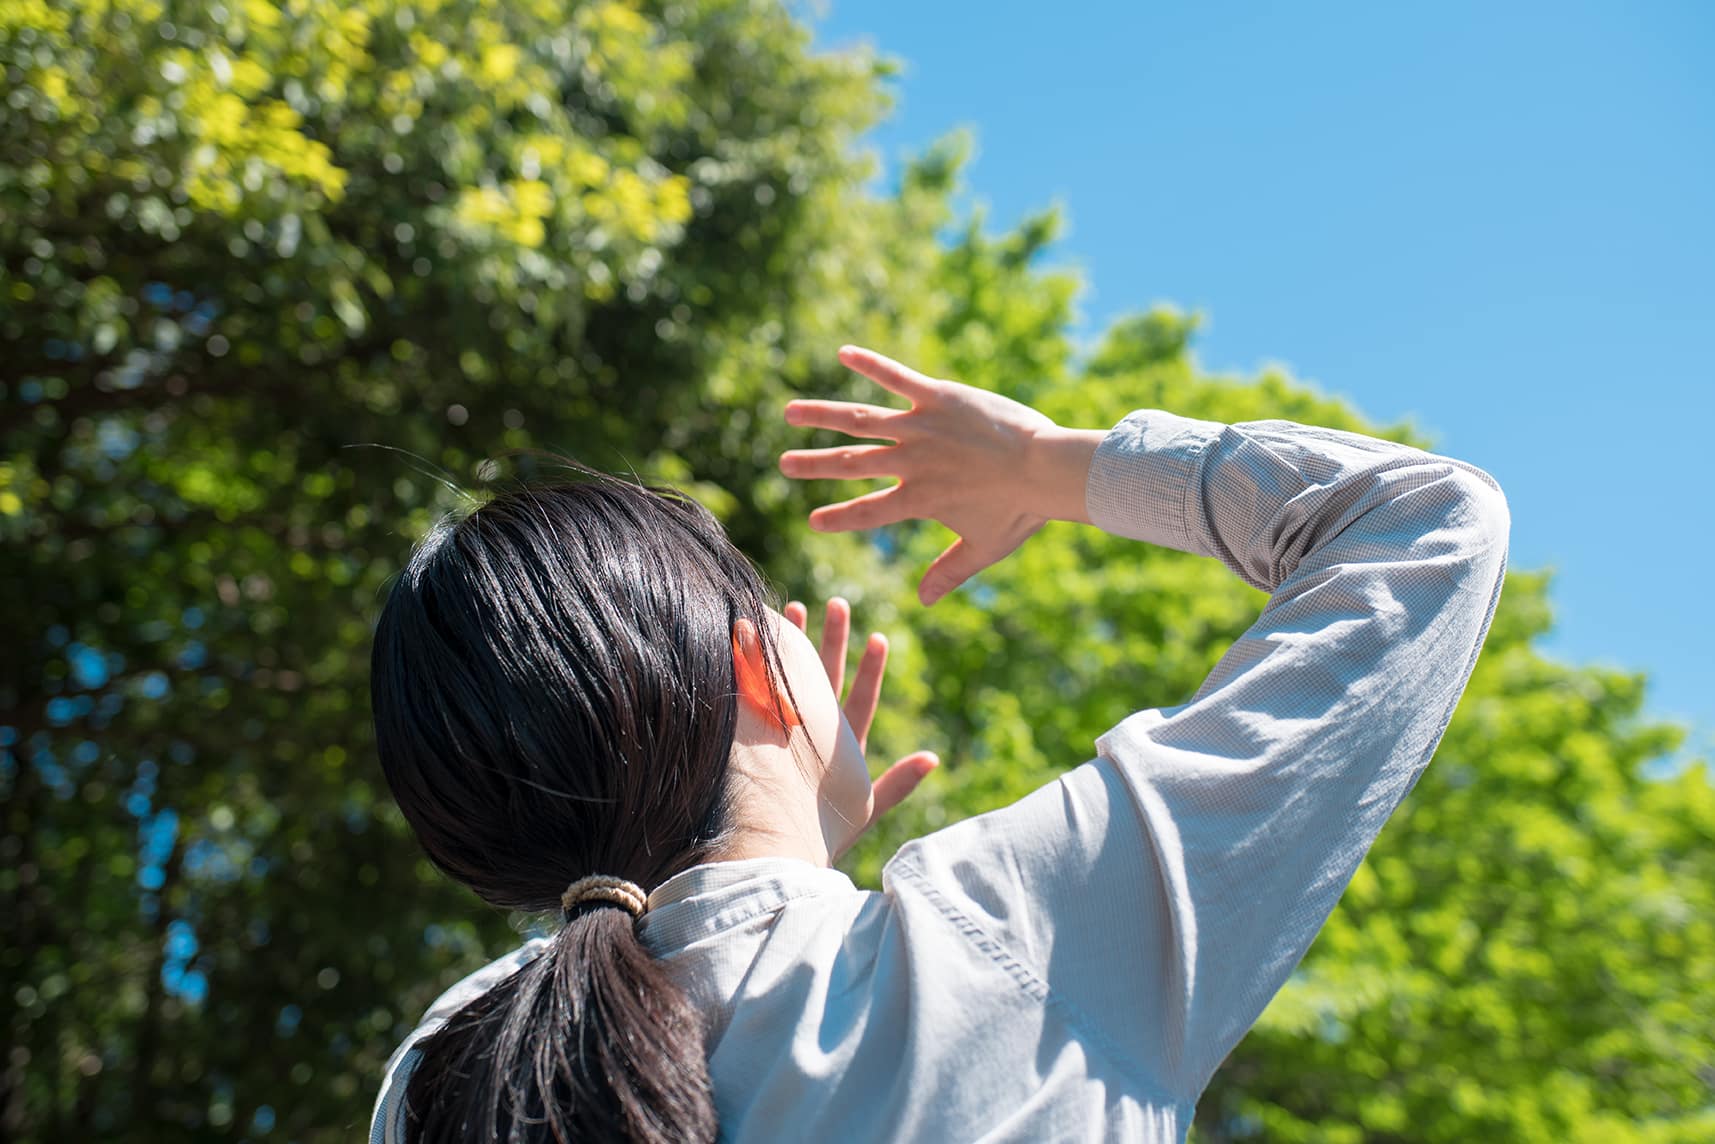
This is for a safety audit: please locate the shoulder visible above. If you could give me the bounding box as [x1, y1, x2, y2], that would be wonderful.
[368, 936, 552, 1144]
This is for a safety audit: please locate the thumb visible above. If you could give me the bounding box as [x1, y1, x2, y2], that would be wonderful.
[919, 538, 992, 607]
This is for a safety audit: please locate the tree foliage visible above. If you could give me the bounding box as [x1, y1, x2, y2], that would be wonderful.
[1, 1, 1708, 1140]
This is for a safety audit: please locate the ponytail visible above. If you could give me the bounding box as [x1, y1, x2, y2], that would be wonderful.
[403, 904, 716, 1143]
[370, 474, 795, 1142]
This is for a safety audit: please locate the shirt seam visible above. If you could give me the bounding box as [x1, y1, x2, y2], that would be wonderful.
[888, 853, 1192, 1113]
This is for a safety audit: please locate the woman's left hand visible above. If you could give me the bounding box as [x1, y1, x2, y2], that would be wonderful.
[784, 597, 939, 861]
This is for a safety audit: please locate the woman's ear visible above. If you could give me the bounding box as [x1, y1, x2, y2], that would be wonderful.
[731, 617, 802, 729]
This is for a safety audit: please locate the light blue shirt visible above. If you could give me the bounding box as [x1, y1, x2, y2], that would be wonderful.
[372, 409, 1511, 1142]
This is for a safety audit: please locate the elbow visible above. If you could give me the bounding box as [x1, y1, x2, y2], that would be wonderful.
[1444, 464, 1512, 569]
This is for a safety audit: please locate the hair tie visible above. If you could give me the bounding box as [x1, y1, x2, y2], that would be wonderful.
[560, 874, 649, 919]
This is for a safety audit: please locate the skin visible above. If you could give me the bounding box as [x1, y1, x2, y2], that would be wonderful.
[723, 600, 936, 866]
[721, 345, 1108, 869]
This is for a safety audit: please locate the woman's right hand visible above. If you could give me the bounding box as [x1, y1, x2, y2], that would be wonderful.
[780, 345, 1104, 606]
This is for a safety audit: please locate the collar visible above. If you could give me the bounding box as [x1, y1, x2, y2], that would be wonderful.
[638, 855, 858, 953]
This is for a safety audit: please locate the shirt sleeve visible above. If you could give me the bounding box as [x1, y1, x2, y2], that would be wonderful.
[883, 408, 1510, 1099]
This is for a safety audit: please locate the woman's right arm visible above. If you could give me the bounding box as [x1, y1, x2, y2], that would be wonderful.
[781, 346, 1511, 1098]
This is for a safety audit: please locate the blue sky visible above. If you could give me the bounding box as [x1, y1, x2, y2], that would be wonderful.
[811, 1, 1713, 760]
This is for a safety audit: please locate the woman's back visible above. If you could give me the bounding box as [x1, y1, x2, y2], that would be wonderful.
[379, 852, 1191, 1142]
[371, 350, 1510, 1143]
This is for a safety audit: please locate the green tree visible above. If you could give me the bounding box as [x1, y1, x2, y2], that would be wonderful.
[2, 1, 1708, 1141]
[0, 0, 928, 1136]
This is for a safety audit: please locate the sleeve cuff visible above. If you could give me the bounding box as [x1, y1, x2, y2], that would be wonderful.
[1084, 409, 1225, 557]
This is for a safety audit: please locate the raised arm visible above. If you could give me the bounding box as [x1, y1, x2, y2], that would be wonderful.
[783, 348, 1510, 1097]
[1066, 407, 1509, 1087]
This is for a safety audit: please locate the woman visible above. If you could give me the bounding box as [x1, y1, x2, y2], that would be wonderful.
[368, 346, 1510, 1142]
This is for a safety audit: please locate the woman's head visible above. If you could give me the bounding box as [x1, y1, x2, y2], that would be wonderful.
[373, 471, 874, 895]
[368, 469, 868, 1141]
[374, 475, 764, 902]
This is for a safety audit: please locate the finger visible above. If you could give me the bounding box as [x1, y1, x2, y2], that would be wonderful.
[842, 632, 888, 750]
[808, 484, 915, 533]
[819, 597, 850, 695]
[784, 600, 808, 633]
[919, 537, 992, 607]
[868, 751, 940, 822]
[779, 444, 900, 482]
[837, 345, 941, 404]
[784, 399, 912, 441]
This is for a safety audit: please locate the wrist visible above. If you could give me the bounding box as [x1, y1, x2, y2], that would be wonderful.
[1021, 424, 1105, 524]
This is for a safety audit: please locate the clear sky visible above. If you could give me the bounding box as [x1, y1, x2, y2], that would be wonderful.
[811, 0, 1714, 761]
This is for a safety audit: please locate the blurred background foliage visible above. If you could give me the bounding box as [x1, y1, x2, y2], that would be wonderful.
[1, 0, 1709, 1140]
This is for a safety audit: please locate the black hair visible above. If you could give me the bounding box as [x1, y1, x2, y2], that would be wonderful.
[369, 469, 798, 1142]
